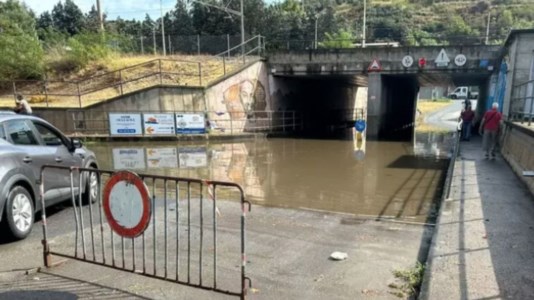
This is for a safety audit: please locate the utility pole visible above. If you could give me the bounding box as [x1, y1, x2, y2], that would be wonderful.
[485, 11, 491, 45]
[240, 0, 245, 62]
[160, 0, 166, 56]
[153, 27, 156, 55]
[96, 0, 104, 32]
[168, 34, 172, 55]
[362, 0, 366, 48]
[314, 15, 318, 49]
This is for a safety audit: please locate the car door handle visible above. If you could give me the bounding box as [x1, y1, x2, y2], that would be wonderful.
[55, 157, 63, 163]
[23, 156, 32, 163]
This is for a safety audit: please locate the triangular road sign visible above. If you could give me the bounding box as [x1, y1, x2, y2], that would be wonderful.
[368, 59, 382, 72]
[435, 48, 450, 67]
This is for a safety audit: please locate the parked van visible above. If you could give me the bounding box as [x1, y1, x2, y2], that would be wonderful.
[449, 86, 478, 100]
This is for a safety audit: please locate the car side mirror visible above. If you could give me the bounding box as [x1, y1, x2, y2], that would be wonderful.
[70, 138, 83, 151]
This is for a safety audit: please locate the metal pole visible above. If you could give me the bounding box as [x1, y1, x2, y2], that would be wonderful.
[314, 16, 318, 49]
[240, 0, 245, 63]
[227, 34, 231, 58]
[485, 11, 491, 45]
[160, 0, 166, 56]
[197, 34, 200, 55]
[140, 31, 144, 54]
[153, 27, 156, 55]
[362, 0, 366, 48]
[77, 82, 82, 108]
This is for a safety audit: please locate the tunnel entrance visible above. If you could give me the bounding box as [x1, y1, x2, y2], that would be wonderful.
[379, 74, 419, 141]
[272, 75, 364, 139]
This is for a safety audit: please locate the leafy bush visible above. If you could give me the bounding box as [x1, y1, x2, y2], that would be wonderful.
[0, 0, 44, 80]
[65, 33, 113, 70]
[319, 29, 355, 48]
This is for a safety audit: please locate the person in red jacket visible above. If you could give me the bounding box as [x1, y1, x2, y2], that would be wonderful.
[459, 105, 475, 141]
[478, 102, 502, 159]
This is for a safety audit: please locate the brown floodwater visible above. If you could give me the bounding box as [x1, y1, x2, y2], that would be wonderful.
[88, 131, 454, 223]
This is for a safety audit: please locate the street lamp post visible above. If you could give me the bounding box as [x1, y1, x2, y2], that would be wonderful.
[314, 15, 318, 49]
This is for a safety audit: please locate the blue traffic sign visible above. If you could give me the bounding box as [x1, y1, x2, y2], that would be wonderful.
[355, 120, 366, 132]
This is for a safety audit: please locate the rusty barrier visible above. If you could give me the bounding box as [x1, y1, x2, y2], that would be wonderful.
[39, 165, 252, 299]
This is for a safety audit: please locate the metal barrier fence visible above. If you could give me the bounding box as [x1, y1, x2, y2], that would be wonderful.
[510, 79, 534, 126]
[69, 110, 302, 135]
[39, 165, 252, 299]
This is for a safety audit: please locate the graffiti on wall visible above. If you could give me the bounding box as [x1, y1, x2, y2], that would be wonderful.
[223, 80, 266, 119]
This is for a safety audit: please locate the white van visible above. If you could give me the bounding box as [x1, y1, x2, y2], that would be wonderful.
[449, 86, 478, 100]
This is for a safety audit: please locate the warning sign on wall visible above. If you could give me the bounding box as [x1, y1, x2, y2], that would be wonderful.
[368, 59, 382, 72]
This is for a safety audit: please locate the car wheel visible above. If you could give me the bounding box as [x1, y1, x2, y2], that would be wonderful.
[83, 168, 99, 204]
[3, 186, 34, 240]
[450, 95, 457, 99]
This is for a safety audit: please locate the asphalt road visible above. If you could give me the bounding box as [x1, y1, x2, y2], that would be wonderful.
[424, 100, 478, 130]
[0, 198, 434, 299]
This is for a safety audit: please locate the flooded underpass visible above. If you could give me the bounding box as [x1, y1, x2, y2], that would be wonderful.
[89, 132, 455, 224]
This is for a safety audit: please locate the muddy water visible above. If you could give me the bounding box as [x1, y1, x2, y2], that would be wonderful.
[88, 131, 454, 223]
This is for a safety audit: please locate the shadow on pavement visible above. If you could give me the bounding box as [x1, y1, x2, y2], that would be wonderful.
[0, 270, 150, 300]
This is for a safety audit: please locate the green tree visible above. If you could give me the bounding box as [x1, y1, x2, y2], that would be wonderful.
[319, 29, 354, 48]
[52, 0, 85, 35]
[169, 0, 194, 36]
[444, 15, 479, 44]
[0, 0, 44, 80]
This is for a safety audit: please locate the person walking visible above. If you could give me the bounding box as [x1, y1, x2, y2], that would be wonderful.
[478, 102, 502, 159]
[460, 105, 475, 141]
[14, 94, 32, 115]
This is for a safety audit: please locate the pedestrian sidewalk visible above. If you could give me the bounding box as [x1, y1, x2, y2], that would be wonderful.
[420, 136, 534, 299]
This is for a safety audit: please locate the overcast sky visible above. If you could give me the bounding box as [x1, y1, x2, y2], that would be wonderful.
[23, 0, 177, 20]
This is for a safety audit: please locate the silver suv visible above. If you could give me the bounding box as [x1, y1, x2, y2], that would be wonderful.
[0, 114, 98, 240]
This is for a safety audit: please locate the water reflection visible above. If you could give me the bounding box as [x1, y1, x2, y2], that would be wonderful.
[89, 131, 454, 222]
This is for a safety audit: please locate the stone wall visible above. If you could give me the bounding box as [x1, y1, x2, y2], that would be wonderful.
[500, 122, 534, 195]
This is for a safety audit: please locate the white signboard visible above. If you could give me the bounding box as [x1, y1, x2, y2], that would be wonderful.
[109, 113, 143, 136]
[435, 49, 450, 67]
[454, 54, 467, 66]
[402, 55, 414, 68]
[178, 148, 208, 168]
[112, 148, 146, 170]
[146, 148, 178, 168]
[176, 113, 206, 134]
[143, 114, 176, 135]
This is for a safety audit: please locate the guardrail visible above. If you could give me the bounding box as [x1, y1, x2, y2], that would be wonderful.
[510, 79, 534, 126]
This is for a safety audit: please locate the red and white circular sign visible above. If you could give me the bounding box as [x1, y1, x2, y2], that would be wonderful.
[103, 171, 151, 238]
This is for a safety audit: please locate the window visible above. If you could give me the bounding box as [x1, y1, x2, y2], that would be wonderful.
[5, 120, 38, 146]
[33, 122, 64, 146]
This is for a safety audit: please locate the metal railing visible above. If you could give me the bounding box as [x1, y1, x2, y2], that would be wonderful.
[1, 48, 265, 109]
[510, 79, 534, 126]
[68, 110, 302, 136]
[40, 165, 252, 299]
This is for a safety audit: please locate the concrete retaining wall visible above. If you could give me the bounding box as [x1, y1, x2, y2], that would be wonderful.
[501, 122, 534, 195]
[29, 61, 272, 135]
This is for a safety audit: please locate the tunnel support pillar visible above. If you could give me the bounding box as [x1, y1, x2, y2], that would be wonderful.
[367, 73, 384, 139]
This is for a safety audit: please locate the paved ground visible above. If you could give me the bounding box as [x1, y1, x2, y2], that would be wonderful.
[425, 100, 476, 131]
[420, 136, 534, 299]
[0, 200, 433, 299]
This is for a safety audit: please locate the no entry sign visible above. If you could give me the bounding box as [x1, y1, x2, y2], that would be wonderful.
[103, 171, 151, 238]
